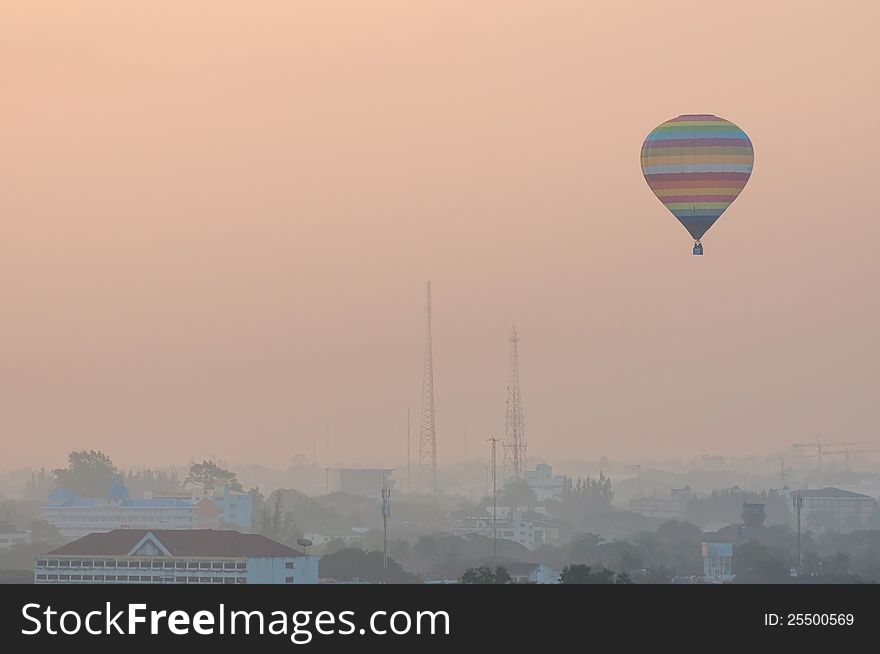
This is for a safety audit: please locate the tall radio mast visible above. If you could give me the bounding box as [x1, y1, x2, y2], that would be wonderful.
[503, 325, 526, 481]
[418, 282, 438, 493]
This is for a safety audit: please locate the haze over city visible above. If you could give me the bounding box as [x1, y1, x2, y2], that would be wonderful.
[4, 0, 879, 471]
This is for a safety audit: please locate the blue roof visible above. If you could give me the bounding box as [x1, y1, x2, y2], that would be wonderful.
[45, 497, 195, 509]
[122, 498, 194, 508]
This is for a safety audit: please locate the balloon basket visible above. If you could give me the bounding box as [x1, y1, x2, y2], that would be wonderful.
[692, 241, 703, 256]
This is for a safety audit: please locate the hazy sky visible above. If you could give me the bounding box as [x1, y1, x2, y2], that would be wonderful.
[3, 1, 879, 472]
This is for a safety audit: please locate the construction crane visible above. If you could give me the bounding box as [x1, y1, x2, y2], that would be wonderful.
[792, 439, 880, 473]
[820, 444, 880, 473]
[792, 436, 825, 472]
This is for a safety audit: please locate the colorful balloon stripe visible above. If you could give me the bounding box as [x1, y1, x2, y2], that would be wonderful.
[641, 114, 753, 242]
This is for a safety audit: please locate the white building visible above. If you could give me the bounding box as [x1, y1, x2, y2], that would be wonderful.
[0, 528, 32, 551]
[792, 487, 877, 529]
[525, 464, 565, 501]
[301, 528, 368, 548]
[41, 487, 198, 541]
[452, 507, 558, 551]
[40, 482, 252, 541]
[34, 529, 318, 584]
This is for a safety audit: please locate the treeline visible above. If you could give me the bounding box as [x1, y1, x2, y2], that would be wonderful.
[23, 450, 245, 500]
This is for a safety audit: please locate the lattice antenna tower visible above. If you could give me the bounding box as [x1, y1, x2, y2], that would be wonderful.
[503, 324, 526, 480]
[418, 282, 438, 493]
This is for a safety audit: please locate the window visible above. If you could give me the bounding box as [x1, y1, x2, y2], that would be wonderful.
[36, 574, 47, 580]
[163, 561, 174, 569]
[70, 574, 82, 581]
[94, 575, 105, 582]
[47, 574, 58, 581]
[71, 561, 82, 568]
[235, 562, 246, 570]
[152, 576, 162, 582]
[211, 577, 223, 583]
[82, 575, 93, 581]
[116, 575, 127, 582]
[59, 574, 70, 581]
[285, 577, 294, 583]
[188, 576, 199, 583]
[200, 562, 211, 569]
[36, 560, 47, 567]
[224, 578, 235, 584]
[152, 561, 163, 569]
[188, 562, 199, 569]
[223, 562, 236, 569]
[212, 562, 223, 569]
[235, 578, 246, 584]
[97, 561, 108, 568]
[176, 577, 187, 583]
[47, 560, 58, 567]
[285, 562, 294, 569]
[59, 560, 70, 567]
[200, 577, 211, 583]
[117, 561, 128, 568]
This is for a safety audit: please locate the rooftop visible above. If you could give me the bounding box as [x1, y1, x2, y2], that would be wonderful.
[793, 487, 873, 500]
[45, 497, 196, 509]
[48, 529, 303, 558]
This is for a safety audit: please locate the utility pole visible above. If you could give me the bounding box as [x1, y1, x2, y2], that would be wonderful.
[636, 464, 642, 498]
[793, 494, 804, 576]
[381, 472, 391, 583]
[324, 467, 330, 495]
[488, 436, 499, 564]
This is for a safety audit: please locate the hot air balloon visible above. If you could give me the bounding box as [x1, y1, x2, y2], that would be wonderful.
[641, 114, 753, 255]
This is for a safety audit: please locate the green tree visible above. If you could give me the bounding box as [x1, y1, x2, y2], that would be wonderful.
[257, 492, 299, 545]
[499, 480, 538, 509]
[560, 564, 616, 584]
[460, 565, 511, 584]
[53, 450, 118, 497]
[185, 460, 242, 492]
[733, 541, 790, 583]
[320, 548, 421, 583]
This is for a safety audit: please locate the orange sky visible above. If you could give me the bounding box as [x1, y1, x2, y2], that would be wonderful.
[3, 1, 879, 471]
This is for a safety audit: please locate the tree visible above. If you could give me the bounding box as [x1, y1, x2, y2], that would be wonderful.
[54, 450, 118, 497]
[559, 564, 616, 584]
[23, 468, 54, 500]
[320, 548, 421, 583]
[30, 520, 61, 547]
[460, 566, 511, 584]
[256, 492, 298, 545]
[733, 541, 790, 583]
[566, 532, 605, 563]
[499, 480, 538, 509]
[185, 460, 242, 493]
[124, 468, 181, 497]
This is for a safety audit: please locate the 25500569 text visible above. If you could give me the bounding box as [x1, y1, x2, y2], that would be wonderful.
[764, 613, 854, 627]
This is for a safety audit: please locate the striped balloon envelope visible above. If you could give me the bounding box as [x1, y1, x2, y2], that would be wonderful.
[640, 114, 754, 254]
